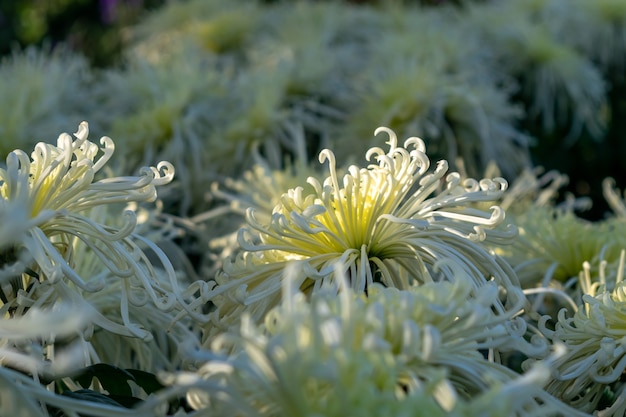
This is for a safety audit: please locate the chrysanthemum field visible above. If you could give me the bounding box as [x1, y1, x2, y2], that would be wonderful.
[1, 0, 626, 415]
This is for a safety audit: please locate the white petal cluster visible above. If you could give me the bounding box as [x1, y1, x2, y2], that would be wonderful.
[180, 277, 579, 417]
[539, 252, 626, 416]
[0, 123, 207, 374]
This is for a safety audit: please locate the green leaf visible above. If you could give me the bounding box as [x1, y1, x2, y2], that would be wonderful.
[61, 389, 125, 407]
[106, 393, 143, 409]
[74, 364, 136, 397]
[126, 369, 166, 395]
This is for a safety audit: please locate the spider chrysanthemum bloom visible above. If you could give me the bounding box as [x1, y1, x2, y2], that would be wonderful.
[502, 207, 619, 287]
[602, 178, 626, 253]
[208, 127, 519, 329]
[79, 274, 202, 371]
[213, 160, 319, 225]
[337, 55, 529, 180]
[0, 122, 207, 341]
[0, 121, 172, 287]
[538, 251, 626, 416]
[179, 277, 580, 417]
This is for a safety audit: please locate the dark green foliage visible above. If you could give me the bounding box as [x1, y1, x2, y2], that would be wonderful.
[74, 364, 138, 397]
[46, 364, 192, 416]
[0, 0, 165, 67]
[527, 78, 626, 221]
[52, 364, 166, 413]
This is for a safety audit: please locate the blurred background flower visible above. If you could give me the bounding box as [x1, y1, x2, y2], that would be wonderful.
[0, 47, 93, 158]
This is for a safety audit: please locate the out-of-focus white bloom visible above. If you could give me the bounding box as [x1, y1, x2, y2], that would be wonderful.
[604, 178, 626, 218]
[546, 0, 626, 76]
[0, 47, 92, 158]
[466, 0, 607, 144]
[212, 159, 319, 225]
[0, 180, 35, 282]
[539, 251, 626, 416]
[464, 165, 573, 218]
[209, 67, 300, 175]
[575, 0, 626, 74]
[502, 207, 618, 287]
[208, 127, 519, 330]
[197, 133, 322, 277]
[251, 1, 374, 110]
[131, 0, 260, 62]
[68, 227, 202, 371]
[604, 179, 626, 254]
[338, 7, 529, 179]
[180, 277, 580, 417]
[93, 52, 225, 215]
[498, 168, 588, 216]
[0, 303, 92, 377]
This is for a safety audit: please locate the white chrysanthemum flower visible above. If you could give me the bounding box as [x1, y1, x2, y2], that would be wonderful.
[0, 121, 171, 288]
[111, 41, 324, 194]
[209, 67, 300, 174]
[208, 127, 519, 329]
[538, 251, 626, 416]
[212, 161, 319, 226]
[459, 164, 592, 228]
[81, 278, 201, 371]
[177, 277, 580, 417]
[251, 3, 341, 96]
[0, 122, 208, 342]
[576, 0, 626, 75]
[338, 50, 528, 180]
[602, 179, 626, 254]
[502, 207, 620, 287]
